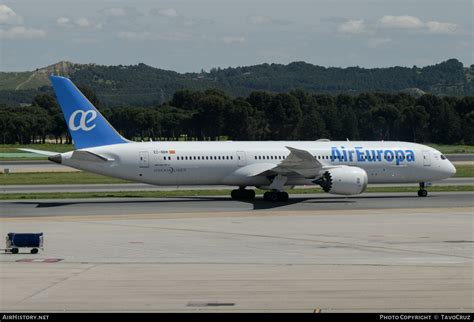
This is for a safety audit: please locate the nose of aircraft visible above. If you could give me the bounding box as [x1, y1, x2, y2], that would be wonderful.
[447, 161, 457, 177]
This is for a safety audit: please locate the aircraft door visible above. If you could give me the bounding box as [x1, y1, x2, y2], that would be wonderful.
[236, 151, 246, 166]
[139, 151, 149, 168]
[422, 151, 431, 166]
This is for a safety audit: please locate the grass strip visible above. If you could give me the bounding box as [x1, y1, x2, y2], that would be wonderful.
[0, 172, 130, 185]
[0, 144, 74, 153]
[426, 144, 474, 154]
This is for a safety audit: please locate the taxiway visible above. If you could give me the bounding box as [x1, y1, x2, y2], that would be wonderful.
[0, 192, 472, 312]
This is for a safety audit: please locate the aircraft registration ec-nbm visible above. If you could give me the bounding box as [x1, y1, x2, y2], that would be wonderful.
[22, 76, 456, 202]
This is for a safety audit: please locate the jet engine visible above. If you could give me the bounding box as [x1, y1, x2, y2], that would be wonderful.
[313, 166, 368, 195]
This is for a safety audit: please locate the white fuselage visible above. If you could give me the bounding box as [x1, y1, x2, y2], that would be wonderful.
[59, 141, 456, 188]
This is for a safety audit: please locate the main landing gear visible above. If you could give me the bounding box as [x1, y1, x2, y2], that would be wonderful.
[231, 187, 256, 200]
[418, 182, 428, 197]
[230, 187, 289, 202]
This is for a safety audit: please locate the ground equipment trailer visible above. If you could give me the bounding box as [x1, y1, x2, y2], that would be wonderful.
[5, 233, 43, 254]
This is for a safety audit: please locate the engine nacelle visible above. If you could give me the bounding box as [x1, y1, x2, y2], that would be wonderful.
[314, 166, 368, 195]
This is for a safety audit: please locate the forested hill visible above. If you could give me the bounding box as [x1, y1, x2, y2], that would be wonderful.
[1, 58, 473, 107]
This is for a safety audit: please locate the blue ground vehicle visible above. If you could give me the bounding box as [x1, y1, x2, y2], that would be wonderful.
[5, 233, 44, 254]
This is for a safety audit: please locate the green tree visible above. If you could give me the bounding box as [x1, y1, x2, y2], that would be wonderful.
[400, 105, 429, 142]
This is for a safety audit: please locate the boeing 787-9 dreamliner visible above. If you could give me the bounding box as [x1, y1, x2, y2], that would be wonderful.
[21, 76, 457, 202]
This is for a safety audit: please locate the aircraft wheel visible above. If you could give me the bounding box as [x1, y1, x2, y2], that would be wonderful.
[31, 248, 38, 254]
[278, 192, 289, 202]
[417, 189, 428, 197]
[246, 190, 256, 200]
[231, 189, 255, 200]
[231, 189, 239, 199]
[263, 191, 279, 202]
[11, 248, 19, 254]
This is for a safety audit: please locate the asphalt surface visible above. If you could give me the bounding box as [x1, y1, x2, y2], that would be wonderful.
[1, 178, 472, 194]
[1, 191, 472, 217]
[447, 154, 474, 162]
[0, 161, 78, 173]
[0, 192, 472, 312]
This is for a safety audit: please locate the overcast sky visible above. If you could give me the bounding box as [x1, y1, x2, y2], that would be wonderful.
[0, 0, 472, 72]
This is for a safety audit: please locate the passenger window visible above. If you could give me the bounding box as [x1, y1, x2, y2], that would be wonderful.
[441, 155, 447, 160]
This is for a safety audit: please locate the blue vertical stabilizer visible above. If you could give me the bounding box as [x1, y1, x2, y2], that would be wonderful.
[50, 75, 128, 149]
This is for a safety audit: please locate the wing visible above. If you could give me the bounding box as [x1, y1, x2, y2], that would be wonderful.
[252, 146, 323, 178]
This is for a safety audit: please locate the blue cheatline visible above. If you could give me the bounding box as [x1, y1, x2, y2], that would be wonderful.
[49, 75, 128, 149]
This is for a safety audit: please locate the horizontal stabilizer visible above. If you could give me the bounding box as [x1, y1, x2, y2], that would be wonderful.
[71, 150, 114, 163]
[18, 148, 59, 157]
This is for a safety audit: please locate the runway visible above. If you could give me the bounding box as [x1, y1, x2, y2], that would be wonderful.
[0, 192, 472, 312]
[0, 160, 79, 173]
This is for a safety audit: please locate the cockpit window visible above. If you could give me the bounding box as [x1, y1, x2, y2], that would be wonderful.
[440, 155, 447, 160]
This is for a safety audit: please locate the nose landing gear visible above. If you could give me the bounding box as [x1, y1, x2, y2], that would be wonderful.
[418, 182, 428, 197]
